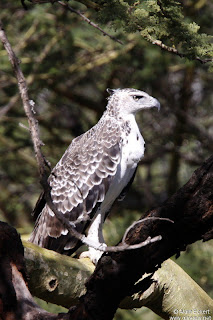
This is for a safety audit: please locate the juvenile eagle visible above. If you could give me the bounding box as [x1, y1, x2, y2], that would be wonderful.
[29, 88, 160, 263]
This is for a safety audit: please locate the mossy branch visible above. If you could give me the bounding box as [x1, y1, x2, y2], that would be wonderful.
[24, 241, 94, 308]
[23, 241, 213, 317]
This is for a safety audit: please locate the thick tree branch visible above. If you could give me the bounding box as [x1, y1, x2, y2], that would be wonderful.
[0, 156, 212, 318]
[23, 241, 213, 317]
[24, 241, 94, 307]
[1, 222, 212, 319]
[69, 155, 213, 320]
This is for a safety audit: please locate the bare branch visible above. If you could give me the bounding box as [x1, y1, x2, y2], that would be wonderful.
[122, 217, 174, 245]
[82, 235, 162, 253]
[57, 1, 123, 45]
[0, 19, 85, 245]
[0, 20, 48, 177]
[23, 0, 123, 45]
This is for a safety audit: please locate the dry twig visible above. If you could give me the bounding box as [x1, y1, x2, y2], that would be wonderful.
[58, 1, 123, 45]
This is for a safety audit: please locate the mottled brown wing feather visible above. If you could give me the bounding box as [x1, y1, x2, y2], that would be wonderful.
[29, 117, 122, 254]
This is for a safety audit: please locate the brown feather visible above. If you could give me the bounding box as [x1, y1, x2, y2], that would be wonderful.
[29, 117, 122, 254]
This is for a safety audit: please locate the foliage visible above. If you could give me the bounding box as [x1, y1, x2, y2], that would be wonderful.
[0, 0, 212, 318]
[95, 0, 213, 65]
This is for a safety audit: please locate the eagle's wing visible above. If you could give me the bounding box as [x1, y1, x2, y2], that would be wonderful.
[30, 117, 122, 254]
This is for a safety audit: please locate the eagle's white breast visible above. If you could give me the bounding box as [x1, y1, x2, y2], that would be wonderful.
[120, 114, 145, 169]
[99, 114, 144, 214]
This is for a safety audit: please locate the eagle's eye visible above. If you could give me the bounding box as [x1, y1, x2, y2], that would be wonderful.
[133, 95, 143, 101]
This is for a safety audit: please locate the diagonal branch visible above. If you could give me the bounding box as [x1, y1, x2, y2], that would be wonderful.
[57, 1, 123, 45]
[0, 21, 49, 176]
[23, 0, 123, 45]
[0, 19, 85, 246]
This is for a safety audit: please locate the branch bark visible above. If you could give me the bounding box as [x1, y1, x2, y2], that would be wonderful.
[23, 241, 94, 308]
[0, 222, 69, 320]
[23, 241, 213, 318]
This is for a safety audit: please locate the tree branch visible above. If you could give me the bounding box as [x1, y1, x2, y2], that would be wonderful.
[69, 155, 213, 320]
[23, 241, 93, 307]
[23, 241, 213, 317]
[0, 156, 212, 318]
[142, 34, 212, 65]
[0, 19, 87, 249]
[0, 222, 68, 319]
[23, 0, 123, 44]
[1, 221, 212, 319]
[57, 1, 123, 45]
[0, 20, 48, 178]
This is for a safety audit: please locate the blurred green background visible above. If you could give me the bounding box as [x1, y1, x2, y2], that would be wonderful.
[0, 1, 212, 318]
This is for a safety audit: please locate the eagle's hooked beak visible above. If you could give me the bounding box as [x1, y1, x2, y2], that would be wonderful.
[153, 98, 161, 112]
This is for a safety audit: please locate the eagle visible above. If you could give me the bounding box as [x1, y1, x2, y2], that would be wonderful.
[29, 88, 160, 263]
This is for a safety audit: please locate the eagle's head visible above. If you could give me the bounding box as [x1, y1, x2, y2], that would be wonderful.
[106, 88, 160, 116]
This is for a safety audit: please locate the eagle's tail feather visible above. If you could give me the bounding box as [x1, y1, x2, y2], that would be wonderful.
[29, 205, 85, 255]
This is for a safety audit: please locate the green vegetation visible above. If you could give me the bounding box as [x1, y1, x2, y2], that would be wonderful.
[0, 0, 212, 318]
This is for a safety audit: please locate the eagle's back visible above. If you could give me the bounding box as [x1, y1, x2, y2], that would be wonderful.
[29, 115, 123, 254]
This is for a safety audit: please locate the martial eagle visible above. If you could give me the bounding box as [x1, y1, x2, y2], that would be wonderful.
[29, 88, 160, 263]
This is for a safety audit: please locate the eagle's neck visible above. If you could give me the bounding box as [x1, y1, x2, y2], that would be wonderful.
[105, 94, 121, 118]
